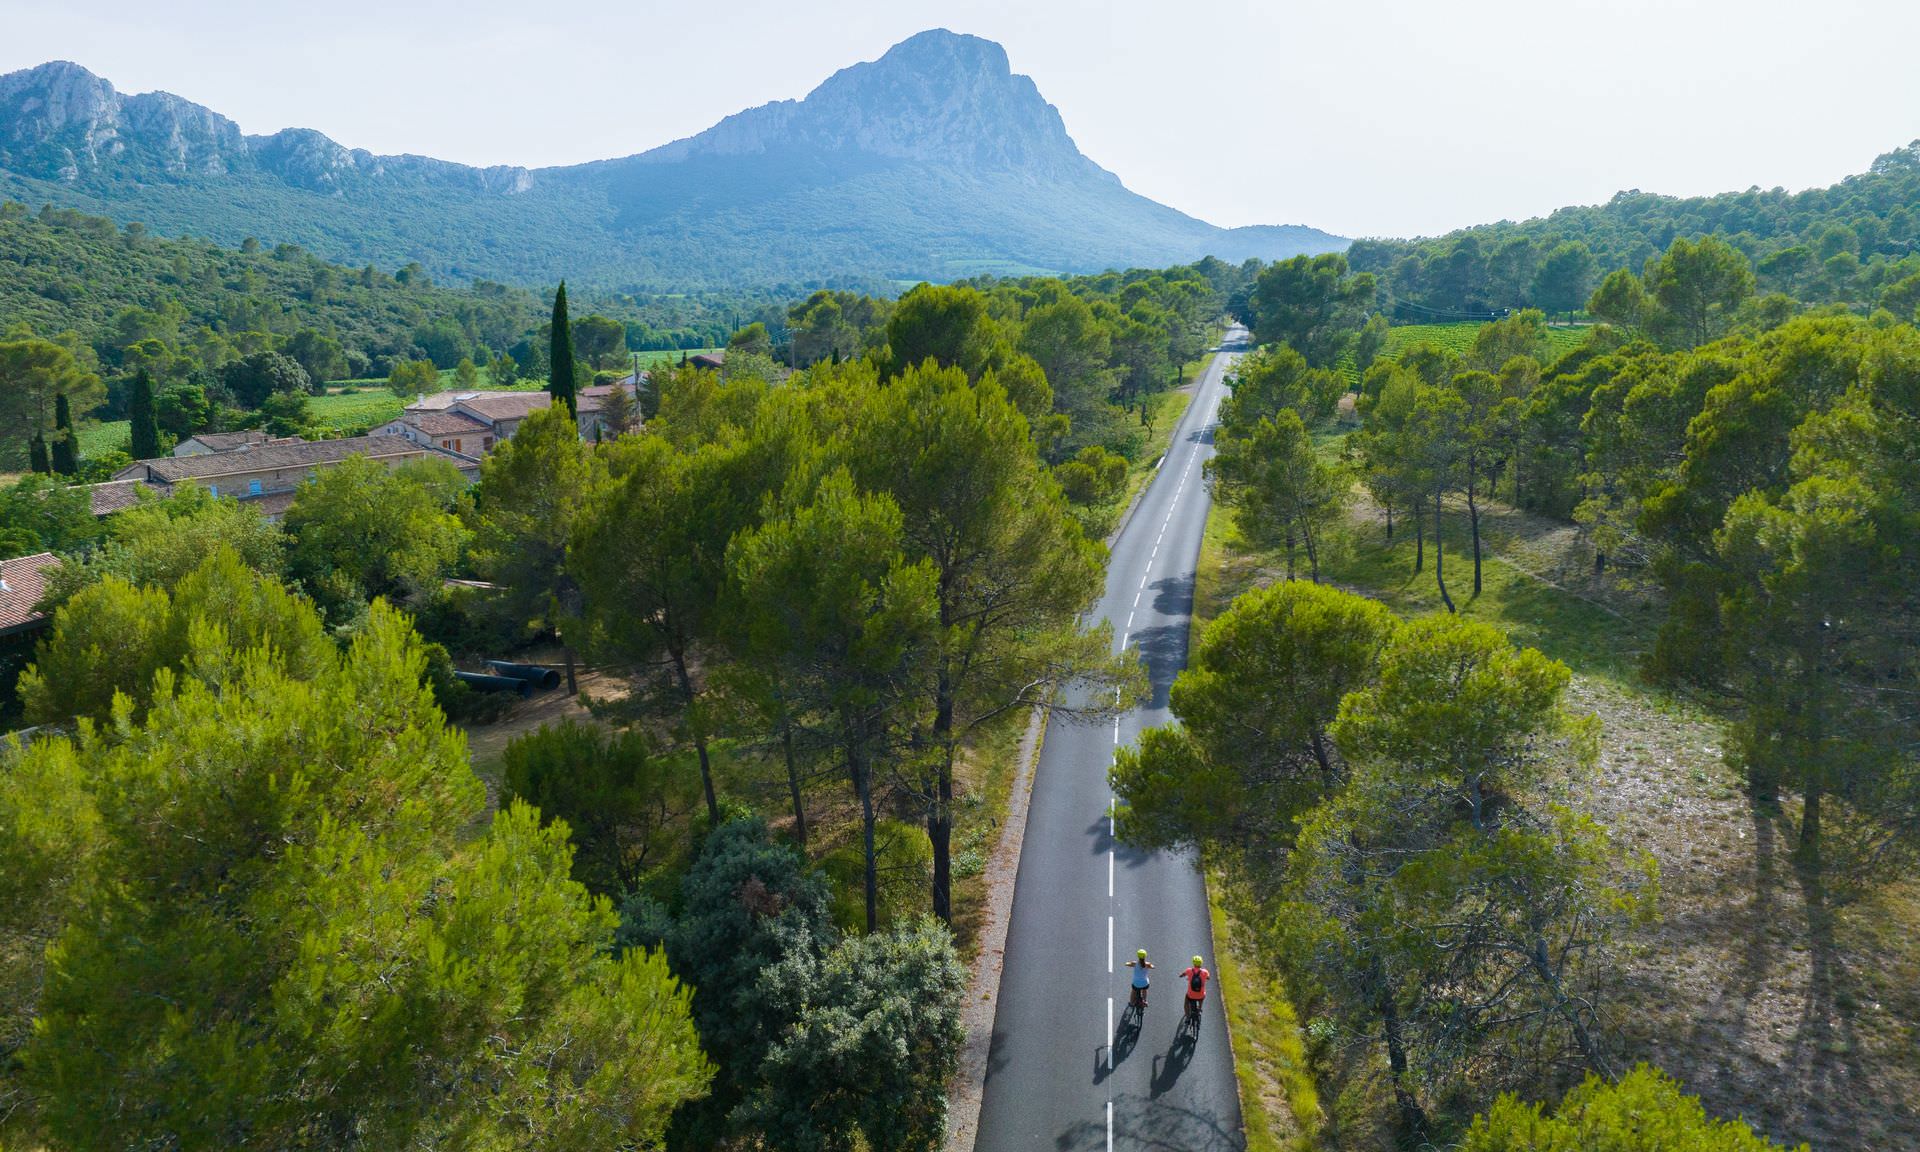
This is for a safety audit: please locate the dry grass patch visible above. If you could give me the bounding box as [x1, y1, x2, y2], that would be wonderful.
[1576, 675, 1920, 1150]
[947, 709, 1031, 957]
[1211, 870, 1323, 1152]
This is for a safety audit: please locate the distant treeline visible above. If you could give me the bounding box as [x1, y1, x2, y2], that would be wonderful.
[1347, 141, 1920, 322]
[744, 256, 1257, 468]
[0, 199, 801, 391]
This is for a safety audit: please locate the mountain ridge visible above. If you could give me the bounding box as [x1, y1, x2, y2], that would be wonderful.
[0, 32, 1348, 287]
[0, 59, 537, 195]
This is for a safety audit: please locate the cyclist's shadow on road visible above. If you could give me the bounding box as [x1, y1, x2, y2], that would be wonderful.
[1149, 1023, 1198, 1098]
[1096, 1006, 1146, 1084]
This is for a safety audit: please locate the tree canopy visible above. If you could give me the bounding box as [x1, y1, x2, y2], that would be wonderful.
[0, 599, 711, 1149]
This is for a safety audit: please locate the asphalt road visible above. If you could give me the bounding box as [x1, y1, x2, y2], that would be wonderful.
[974, 327, 1248, 1152]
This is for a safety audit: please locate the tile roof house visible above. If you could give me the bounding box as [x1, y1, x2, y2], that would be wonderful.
[379, 386, 641, 452]
[451, 393, 551, 425]
[576, 380, 643, 441]
[173, 429, 274, 456]
[0, 552, 58, 637]
[378, 408, 496, 456]
[378, 390, 551, 456]
[82, 478, 163, 516]
[112, 433, 480, 517]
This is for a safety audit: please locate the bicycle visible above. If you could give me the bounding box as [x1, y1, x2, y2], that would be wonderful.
[1124, 952, 1155, 1017]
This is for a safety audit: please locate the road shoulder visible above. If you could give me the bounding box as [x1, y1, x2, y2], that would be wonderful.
[943, 704, 1046, 1151]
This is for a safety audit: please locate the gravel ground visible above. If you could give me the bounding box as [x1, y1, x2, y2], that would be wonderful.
[1572, 676, 1920, 1150]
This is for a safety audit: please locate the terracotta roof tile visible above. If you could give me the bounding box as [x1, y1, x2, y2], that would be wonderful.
[576, 381, 639, 414]
[243, 490, 300, 520]
[399, 410, 492, 436]
[405, 389, 540, 414]
[82, 478, 162, 516]
[177, 430, 272, 453]
[0, 552, 57, 634]
[453, 393, 550, 422]
[118, 434, 429, 484]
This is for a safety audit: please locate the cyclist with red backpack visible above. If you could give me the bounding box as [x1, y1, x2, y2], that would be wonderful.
[1180, 955, 1211, 1025]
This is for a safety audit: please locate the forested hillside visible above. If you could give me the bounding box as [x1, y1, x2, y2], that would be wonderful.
[0, 201, 539, 374]
[1348, 141, 1920, 320]
[0, 191, 1242, 481]
[0, 201, 774, 371]
[0, 200, 808, 471]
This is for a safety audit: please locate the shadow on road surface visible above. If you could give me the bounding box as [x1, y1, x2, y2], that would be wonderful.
[1055, 1100, 1245, 1152]
[1149, 1024, 1198, 1099]
[1085, 816, 1152, 870]
[1097, 1005, 1146, 1084]
[1131, 619, 1193, 709]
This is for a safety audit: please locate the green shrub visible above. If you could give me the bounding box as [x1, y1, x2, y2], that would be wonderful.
[418, 639, 508, 724]
[1461, 1066, 1806, 1151]
[501, 719, 702, 896]
[1054, 444, 1128, 505]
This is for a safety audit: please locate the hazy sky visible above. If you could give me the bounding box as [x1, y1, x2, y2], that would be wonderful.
[6, 0, 1919, 239]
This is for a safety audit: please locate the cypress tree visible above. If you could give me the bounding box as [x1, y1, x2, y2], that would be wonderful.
[548, 281, 577, 417]
[128, 367, 161, 459]
[51, 392, 77, 475]
[29, 434, 50, 475]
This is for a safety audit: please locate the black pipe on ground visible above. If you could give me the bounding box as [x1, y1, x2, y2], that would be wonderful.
[456, 670, 536, 698]
[485, 660, 562, 691]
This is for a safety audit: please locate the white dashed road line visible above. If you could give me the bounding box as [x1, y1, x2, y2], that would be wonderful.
[1097, 340, 1237, 1152]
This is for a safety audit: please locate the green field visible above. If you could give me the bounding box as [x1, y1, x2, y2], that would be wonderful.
[73, 354, 726, 460]
[632, 347, 723, 369]
[1388, 320, 1589, 360]
[306, 390, 414, 433]
[76, 421, 131, 457]
[80, 388, 436, 457]
[1336, 320, 1593, 385]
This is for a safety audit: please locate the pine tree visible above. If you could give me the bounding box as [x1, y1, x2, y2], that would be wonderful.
[29, 433, 50, 475]
[549, 281, 578, 417]
[4, 596, 711, 1147]
[128, 367, 161, 459]
[51, 392, 78, 475]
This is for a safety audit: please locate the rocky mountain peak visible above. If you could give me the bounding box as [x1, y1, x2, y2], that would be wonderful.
[645, 29, 1114, 183]
[0, 61, 125, 178]
[0, 60, 247, 180]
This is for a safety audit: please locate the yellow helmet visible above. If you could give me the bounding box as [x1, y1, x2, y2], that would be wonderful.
[1136, 948, 1147, 960]
[1192, 956, 1204, 967]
